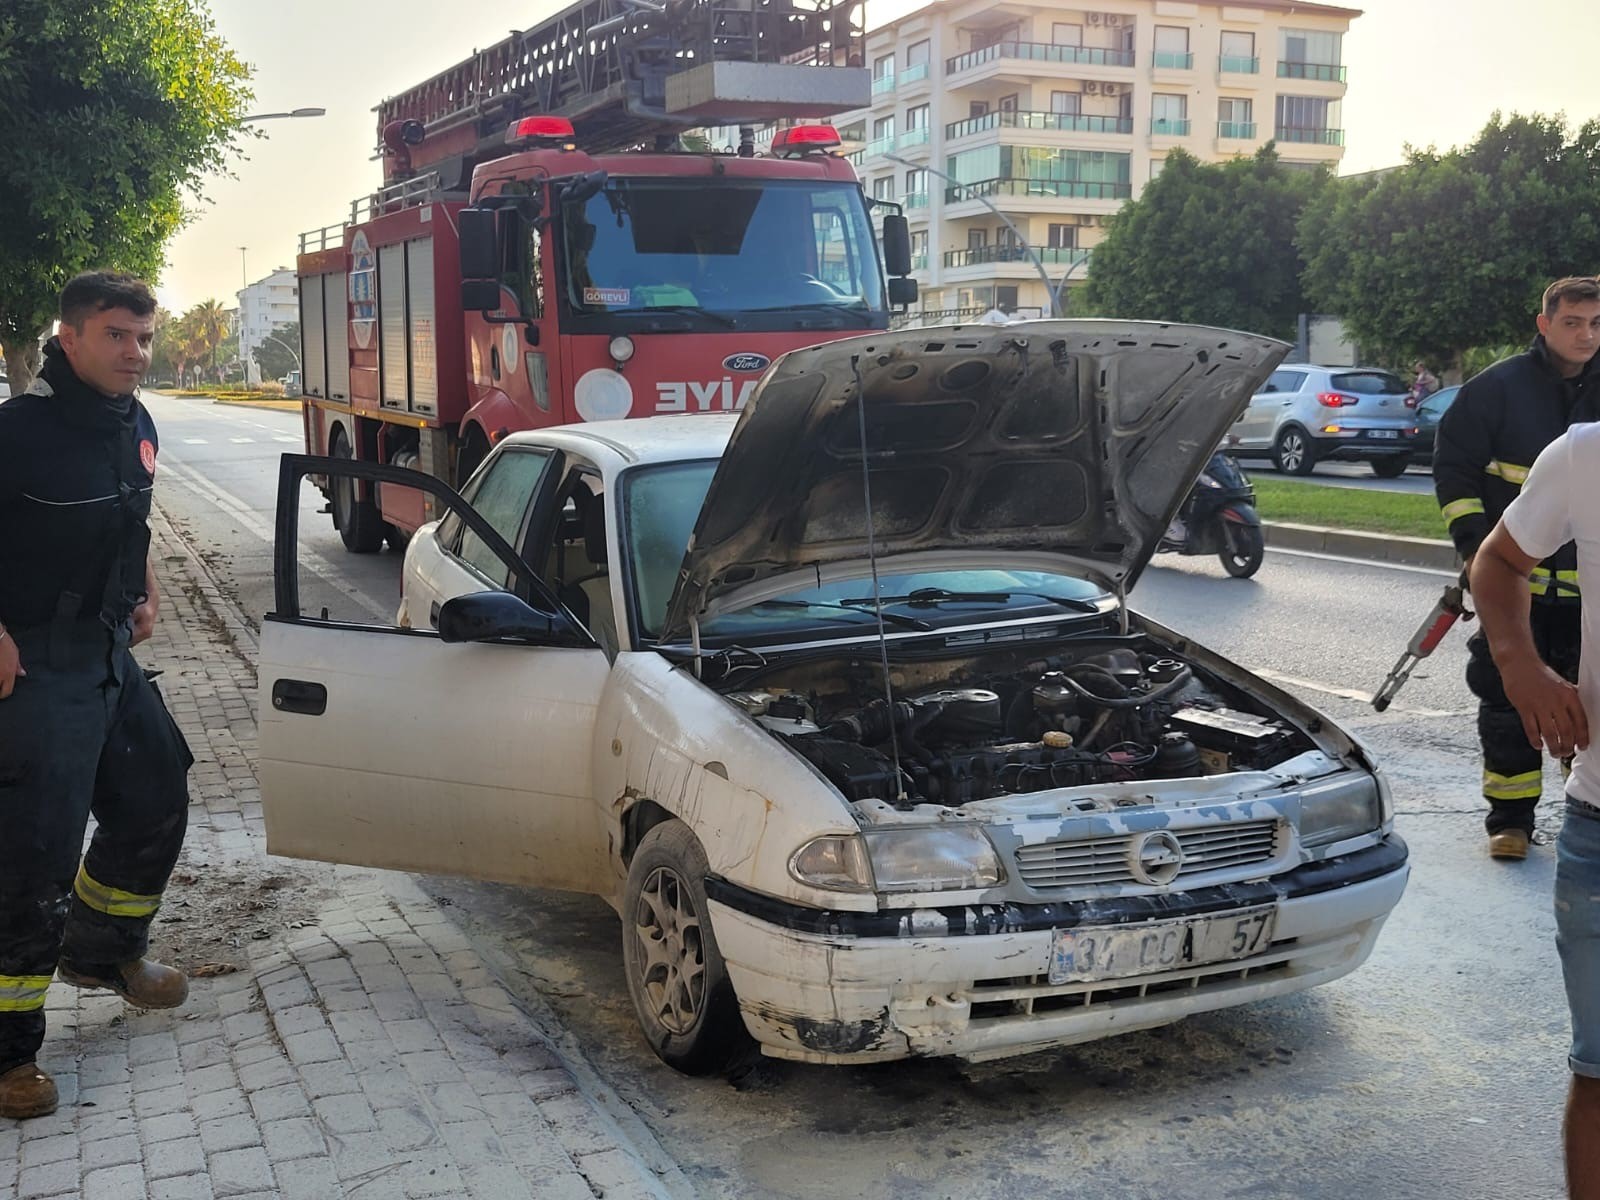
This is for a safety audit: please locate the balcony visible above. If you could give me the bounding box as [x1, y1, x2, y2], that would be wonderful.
[902, 62, 929, 86]
[1275, 126, 1344, 145]
[1150, 118, 1191, 137]
[866, 136, 895, 157]
[1151, 51, 1193, 70]
[945, 41, 1136, 74]
[1277, 61, 1347, 82]
[1217, 121, 1257, 140]
[942, 245, 1091, 268]
[903, 191, 930, 210]
[872, 74, 897, 96]
[844, 149, 864, 167]
[1219, 54, 1259, 74]
[910, 252, 929, 271]
[945, 177, 1132, 203]
[945, 110, 1134, 139]
[896, 127, 930, 150]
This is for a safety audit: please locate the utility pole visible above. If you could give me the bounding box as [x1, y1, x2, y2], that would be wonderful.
[238, 247, 248, 291]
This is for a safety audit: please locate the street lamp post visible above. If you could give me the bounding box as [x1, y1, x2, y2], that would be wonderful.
[883, 151, 1062, 317]
[260, 333, 301, 373]
[242, 107, 327, 122]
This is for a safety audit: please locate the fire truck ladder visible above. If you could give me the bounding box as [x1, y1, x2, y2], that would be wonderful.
[375, 0, 868, 185]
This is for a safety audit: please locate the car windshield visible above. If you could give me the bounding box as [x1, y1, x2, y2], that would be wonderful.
[1331, 371, 1408, 395]
[622, 461, 1108, 642]
[561, 180, 886, 330]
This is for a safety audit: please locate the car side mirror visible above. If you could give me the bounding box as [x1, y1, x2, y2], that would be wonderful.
[437, 591, 583, 646]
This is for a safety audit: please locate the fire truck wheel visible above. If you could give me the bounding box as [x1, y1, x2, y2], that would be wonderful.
[330, 428, 386, 554]
[622, 821, 751, 1075]
[385, 525, 411, 553]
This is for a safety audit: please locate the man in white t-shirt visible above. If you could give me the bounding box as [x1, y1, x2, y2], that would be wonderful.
[1473, 422, 1600, 1196]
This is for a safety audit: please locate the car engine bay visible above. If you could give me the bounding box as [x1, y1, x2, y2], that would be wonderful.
[721, 641, 1317, 810]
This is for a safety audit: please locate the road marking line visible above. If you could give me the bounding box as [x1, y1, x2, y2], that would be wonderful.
[182, 438, 208, 445]
[1265, 545, 1458, 579]
[156, 457, 390, 623]
[273, 436, 301, 444]
[229, 437, 255, 444]
[1249, 666, 1470, 718]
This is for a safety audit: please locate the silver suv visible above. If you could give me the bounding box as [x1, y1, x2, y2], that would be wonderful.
[1229, 365, 1419, 477]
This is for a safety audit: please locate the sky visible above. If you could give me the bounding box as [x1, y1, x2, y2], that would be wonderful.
[158, 0, 1600, 313]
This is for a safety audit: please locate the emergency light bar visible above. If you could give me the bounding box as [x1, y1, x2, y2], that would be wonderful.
[507, 116, 578, 145]
[771, 124, 841, 156]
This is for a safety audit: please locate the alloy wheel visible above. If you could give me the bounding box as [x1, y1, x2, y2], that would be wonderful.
[631, 866, 707, 1035]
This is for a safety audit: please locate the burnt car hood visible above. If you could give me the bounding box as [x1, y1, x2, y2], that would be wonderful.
[659, 320, 1288, 641]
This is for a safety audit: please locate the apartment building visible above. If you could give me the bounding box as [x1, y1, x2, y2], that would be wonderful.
[236, 268, 299, 385]
[835, 0, 1357, 320]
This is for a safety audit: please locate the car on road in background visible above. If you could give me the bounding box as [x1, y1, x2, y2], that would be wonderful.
[1411, 385, 1461, 465]
[258, 322, 1409, 1074]
[0, 369, 9, 401]
[1230, 365, 1420, 478]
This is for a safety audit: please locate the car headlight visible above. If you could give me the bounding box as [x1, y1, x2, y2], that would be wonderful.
[863, 826, 1004, 892]
[790, 835, 873, 892]
[1300, 773, 1382, 847]
[1196, 473, 1222, 489]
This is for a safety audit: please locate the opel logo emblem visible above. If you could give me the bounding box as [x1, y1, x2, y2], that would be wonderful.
[1128, 830, 1184, 886]
[723, 352, 771, 373]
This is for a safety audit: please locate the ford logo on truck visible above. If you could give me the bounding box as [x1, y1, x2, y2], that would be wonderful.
[723, 352, 771, 373]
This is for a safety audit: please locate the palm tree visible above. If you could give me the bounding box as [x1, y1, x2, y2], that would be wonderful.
[189, 299, 230, 381]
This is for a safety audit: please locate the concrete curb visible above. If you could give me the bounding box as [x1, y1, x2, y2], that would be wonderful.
[1263, 520, 1460, 571]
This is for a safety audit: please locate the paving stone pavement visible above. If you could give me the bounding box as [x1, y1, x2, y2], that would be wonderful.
[0, 502, 682, 1200]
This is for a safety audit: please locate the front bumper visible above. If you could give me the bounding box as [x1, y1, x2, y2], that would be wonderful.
[707, 836, 1408, 1064]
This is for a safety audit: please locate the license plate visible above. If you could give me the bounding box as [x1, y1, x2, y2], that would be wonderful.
[1368, 429, 1399, 439]
[1048, 907, 1276, 985]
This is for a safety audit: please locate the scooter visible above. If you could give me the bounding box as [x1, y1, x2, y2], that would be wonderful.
[1157, 450, 1265, 578]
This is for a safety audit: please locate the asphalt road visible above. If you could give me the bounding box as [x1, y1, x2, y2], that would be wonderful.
[1235, 455, 1438, 496]
[145, 391, 1568, 1200]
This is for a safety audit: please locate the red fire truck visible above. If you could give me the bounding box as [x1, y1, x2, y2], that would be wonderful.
[296, 0, 917, 552]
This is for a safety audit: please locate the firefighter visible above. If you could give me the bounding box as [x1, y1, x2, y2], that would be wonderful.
[1435, 275, 1600, 860]
[0, 272, 195, 1120]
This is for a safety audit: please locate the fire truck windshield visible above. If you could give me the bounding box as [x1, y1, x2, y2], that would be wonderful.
[560, 179, 887, 331]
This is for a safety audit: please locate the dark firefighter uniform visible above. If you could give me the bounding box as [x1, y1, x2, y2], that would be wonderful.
[0, 339, 193, 1073]
[1434, 336, 1600, 835]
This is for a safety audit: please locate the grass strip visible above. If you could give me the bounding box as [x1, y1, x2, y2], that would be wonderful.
[1251, 477, 1447, 541]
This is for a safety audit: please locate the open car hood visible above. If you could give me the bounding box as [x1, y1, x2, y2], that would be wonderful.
[660, 320, 1288, 642]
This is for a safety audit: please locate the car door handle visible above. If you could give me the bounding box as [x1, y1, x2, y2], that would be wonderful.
[271, 679, 327, 716]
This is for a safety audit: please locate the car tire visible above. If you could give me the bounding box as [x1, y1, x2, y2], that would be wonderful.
[621, 821, 750, 1075]
[1220, 523, 1265, 578]
[457, 426, 491, 490]
[330, 428, 386, 554]
[1273, 427, 1317, 476]
[1370, 455, 1411, 479]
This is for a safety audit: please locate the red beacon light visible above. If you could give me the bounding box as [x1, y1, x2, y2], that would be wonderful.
[771, 124, 842, 157]
[507, 116, 577, 147]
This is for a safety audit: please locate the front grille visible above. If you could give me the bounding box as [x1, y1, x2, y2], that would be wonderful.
[1014, 820, 1282, 889]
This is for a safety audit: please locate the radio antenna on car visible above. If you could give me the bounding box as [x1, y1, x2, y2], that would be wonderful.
[851, 355, 908, 804]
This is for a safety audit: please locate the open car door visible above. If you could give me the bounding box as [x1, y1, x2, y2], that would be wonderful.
[259, 455, 612, 895]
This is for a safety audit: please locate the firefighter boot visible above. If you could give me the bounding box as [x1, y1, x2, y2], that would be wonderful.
[57, 958, 189, 1010]
[0, 1062, 59, 1119]
[1489, 829, 1531, 860]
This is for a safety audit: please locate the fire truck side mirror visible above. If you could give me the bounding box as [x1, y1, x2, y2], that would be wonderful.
[888, 277, 919, 310]
[459, 209, 500, 281]
[461, 279, 502, 312]
[881, 214, 913, 278]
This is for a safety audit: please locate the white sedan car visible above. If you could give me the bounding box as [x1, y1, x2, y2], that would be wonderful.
[260, 321, 1408, 1073]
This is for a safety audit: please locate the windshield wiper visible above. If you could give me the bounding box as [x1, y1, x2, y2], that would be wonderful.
[750, 599, 933, 631]
[607, 304, 738, 329]
[841, 587, 1104, 614]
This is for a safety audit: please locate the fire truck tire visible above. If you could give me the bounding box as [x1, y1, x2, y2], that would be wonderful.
[622, 821, 751, 1075]
[386, 525, 411, 552]
[330, 428, 386, 554]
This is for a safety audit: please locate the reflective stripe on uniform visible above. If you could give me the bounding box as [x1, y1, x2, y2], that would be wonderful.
[0, 974, 52, 1013]
[73, 865, 162, 919]
[1486, 460, 1531, 485]
[1558, 568, 1581, 597]
[1440, 498, 1485, 526]
[1530, 568, 1552, 596]
[1484, 769, 1542, 801]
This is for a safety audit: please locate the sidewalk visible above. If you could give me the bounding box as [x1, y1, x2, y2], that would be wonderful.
[0, 504, 682, 1200]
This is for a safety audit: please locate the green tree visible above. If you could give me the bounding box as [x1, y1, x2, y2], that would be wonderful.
[1299, 112, 1600, 368]
[1081, 145, 1326, 341]
[252, 321, 300, 381]
[0, 0, 253, 390]
[189, 298, 230, 380]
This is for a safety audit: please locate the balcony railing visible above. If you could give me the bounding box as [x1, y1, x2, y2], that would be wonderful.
[1219, 54, 1259, 73]
[1275, 126, 1345, 145]
[945, 110, 1134, 139]
[1151, 50, 1193, 69]
[942, 245, 1092, 268]
[910, 252, 929, 271]
[896, 127, 930, 149]
[945, 41, 1135, 74]
[1150, 118, 1191, 136]
[904, 191, 929, 209]
[872, 74, 897, 95]
[1217, 121, 1257, 139]
[1278, 61, 1347, 82]
[945, 177, 1132, 202]
[902, 62, 929, 85]
[867, 136, 895, 157]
